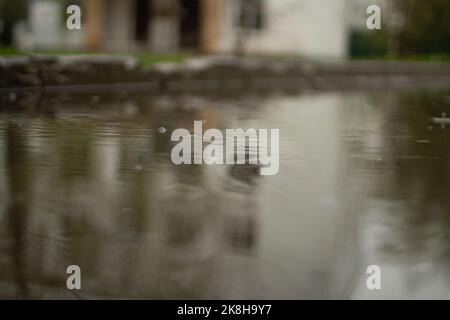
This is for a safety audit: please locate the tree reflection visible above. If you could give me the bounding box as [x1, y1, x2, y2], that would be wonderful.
[372, 91, 450, 279]
[5, 122, 30, 299]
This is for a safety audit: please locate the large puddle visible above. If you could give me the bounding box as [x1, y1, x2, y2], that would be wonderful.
[0, 89, 450, 299]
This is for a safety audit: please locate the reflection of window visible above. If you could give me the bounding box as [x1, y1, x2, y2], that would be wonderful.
[239, 0, 264, 30]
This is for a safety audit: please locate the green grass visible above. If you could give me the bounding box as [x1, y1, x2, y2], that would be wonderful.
[0, 46, 20, 55]
[352, 54, 450, 62]
[2, 46, 449, 64]
[134, 53, 186, 68]
[0, 46, 188, 67]
[395, 54, 450, 62]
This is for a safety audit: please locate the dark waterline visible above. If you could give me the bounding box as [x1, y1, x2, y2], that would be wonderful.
[0, 89, 450, 299]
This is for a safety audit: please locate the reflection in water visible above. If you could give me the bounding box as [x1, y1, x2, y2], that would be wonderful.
[0, 90, 449, 299]
[350, 92, 450, 299]
[5, 124, 30, 299]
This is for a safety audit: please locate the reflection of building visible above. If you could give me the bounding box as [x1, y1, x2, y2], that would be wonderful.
[19, 0, 353, 59]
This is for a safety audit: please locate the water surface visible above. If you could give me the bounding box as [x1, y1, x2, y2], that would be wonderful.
[0, 89, 450, 299]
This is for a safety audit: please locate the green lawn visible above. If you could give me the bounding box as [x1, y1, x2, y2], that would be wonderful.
[0, 46, 20, 55]
[134, 53, 186, 68]
[353, 54, 450, 62]
[0, 47, 188, 67]
[2, 46, 449, 64]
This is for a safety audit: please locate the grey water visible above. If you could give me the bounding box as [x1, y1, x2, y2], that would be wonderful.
[0, 89, 450, 299]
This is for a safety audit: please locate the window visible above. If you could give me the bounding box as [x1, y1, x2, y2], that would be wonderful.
[239, 0, 264, 30]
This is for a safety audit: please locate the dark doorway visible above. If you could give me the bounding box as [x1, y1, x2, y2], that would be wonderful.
[179, 0, 200, 49]
[135, 0, 152, 43]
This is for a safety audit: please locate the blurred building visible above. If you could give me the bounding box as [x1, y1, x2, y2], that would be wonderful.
[86, 0, 351, 59]
[14, 0, 377, 59]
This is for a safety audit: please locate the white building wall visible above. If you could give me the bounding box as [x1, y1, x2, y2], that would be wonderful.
[219, 0, 349, 60]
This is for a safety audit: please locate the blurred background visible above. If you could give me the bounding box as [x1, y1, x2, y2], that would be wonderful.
[0, 0, 449, 63]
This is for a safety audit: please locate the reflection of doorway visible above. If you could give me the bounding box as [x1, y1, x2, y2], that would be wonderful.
[179, 0, 200, 49]
[135, 0, 152, 44]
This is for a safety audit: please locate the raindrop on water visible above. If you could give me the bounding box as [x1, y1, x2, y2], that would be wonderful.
[9, 92, 17, 102]
[158, 127, 167, 134]
[91, 95, 100, 104]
